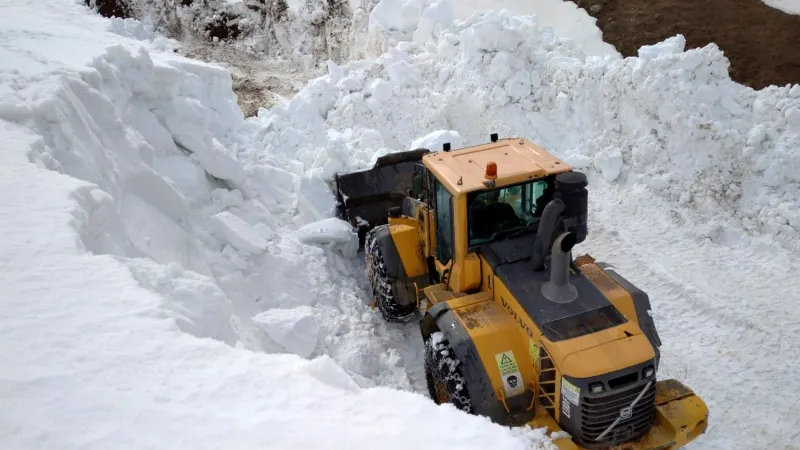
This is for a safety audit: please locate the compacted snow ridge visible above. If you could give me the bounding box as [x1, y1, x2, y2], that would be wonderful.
[3, 0, 800, 449]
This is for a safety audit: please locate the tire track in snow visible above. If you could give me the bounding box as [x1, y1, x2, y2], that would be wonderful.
[583, 176, 800, 450]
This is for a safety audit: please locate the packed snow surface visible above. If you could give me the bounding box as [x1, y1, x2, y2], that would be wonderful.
[4, 0, 800, 449]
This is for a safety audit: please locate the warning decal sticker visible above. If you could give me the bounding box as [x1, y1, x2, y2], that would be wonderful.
[494, 351, 525, 397]
[528, 339, 540, 370]
[561, 378, 580, 405]
[560, 378, 580, 419]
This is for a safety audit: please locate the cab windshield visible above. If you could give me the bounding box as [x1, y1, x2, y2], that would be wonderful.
[467, 179, 550, 248]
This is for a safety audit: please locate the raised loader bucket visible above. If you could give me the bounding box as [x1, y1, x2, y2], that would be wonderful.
[333, 148, 429, 243]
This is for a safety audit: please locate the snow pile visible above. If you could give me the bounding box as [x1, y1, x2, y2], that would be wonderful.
[238, 10, 800, 250]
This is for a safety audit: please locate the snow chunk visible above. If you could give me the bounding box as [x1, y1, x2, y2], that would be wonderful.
[369, 0, 426, 34]
[252, 306, 320, 358]
[293, 217, 358, 257]
[295, 175, 336, 224]
[369, 79, 394, 102]
[410, 129, 463, 151]
[210, 211, 268, 254]
[638, 35, 686, 60]
[594, 148, 624, 182]
[303, 355, 360, 392]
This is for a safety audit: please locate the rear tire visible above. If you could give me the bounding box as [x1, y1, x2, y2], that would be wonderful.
[365, 225, 417, 323]
[424, 332, 473, 413]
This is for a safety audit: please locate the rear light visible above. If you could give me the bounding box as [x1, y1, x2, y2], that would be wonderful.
[589, 382, 605, 393]
[643, 366, 655, 379]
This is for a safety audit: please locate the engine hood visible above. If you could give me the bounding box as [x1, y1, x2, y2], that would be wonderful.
[561, 333, 656, 379]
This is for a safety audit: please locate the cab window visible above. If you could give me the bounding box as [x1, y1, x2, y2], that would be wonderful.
[467, 179, 548, 248]
[434, 180, 453, 263]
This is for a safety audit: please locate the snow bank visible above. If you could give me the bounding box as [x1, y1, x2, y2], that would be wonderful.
[96, 0, 617, 77]
[1, 1, 558, 449]
[239, 13, 800, 251]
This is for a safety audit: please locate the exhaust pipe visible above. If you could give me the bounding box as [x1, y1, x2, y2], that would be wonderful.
[541, 232, 578, 304]
[530, 199, 565, 271]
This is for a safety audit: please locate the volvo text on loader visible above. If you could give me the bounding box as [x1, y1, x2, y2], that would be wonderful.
[333, 136, 709, 449]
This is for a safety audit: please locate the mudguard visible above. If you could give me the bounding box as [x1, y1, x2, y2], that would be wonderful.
[596, 262, 662, 368]
[370, 218, 429, 308]
[421, 299, 537, 426]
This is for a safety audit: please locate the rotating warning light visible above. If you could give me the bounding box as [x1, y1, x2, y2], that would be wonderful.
[485, 161, 498, 180]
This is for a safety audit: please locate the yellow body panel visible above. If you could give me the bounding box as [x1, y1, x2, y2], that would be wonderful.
[449, 296, 535, 401]
[561, 334, 655, 379]
[388, 217, 427, 278]
[580, 263, 639, 323]
[450, 252, 481, 292]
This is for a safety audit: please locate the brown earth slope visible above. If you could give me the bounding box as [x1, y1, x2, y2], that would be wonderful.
[573, 0, 800, 89]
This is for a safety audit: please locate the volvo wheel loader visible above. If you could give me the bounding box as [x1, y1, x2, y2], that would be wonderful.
[333, 136, 709, 449]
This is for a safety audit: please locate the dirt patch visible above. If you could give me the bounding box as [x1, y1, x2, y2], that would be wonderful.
[178, 41, 309, 117]
[573, 0, 800, 89]
[85, 0, 133, 18]
[204, 11, 242, 41]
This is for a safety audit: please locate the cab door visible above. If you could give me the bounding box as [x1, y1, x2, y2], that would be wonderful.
[432, 178, 455, 284]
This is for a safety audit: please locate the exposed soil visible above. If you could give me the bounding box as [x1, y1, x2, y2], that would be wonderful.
[573, 0, 800, 89]
[85, 0, 133, 19]
[179, 41, 308, 117]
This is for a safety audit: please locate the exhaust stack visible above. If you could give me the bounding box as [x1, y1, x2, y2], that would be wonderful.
[541, 232, 578, 304]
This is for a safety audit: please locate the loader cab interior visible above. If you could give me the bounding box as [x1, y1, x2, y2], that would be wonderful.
[466, 178, 551, 249]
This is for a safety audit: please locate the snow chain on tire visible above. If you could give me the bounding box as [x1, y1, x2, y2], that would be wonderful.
[424, 333, 473, 414]
[365, 225, 417, 323]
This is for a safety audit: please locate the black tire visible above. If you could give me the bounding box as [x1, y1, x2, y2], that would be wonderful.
[365, 225, 417, 323]
[424, 332, 473, 413]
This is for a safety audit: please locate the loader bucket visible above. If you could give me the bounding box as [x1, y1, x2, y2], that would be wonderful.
[333, 148, 429, 241]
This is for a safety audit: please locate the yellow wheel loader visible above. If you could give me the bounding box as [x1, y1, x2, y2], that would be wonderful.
[333, 136, 709, 449]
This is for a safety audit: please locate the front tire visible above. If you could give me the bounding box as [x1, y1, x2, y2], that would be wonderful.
[424, 332, 473, 413]
[365, 225, 417, 323]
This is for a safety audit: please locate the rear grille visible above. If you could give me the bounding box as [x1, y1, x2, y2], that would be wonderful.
[579, 381, 656, 445]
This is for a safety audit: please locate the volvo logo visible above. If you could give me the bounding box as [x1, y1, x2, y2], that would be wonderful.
[595, 381, 652, 442]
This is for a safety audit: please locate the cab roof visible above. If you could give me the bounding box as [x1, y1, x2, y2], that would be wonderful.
[422, 137, 572, 194]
